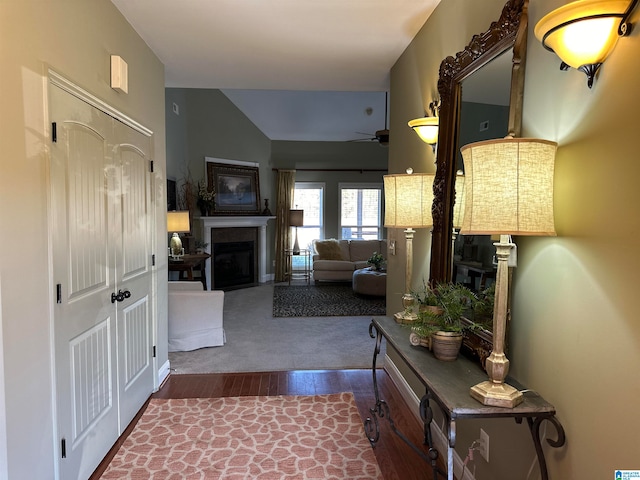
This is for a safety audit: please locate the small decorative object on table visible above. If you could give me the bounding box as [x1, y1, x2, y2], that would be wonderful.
[195, 239, 209, 254]
[262, 198, 272, 216]
[367, 252, 385, 271]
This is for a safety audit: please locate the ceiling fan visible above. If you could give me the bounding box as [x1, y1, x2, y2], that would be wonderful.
[349, 92, 389, 146]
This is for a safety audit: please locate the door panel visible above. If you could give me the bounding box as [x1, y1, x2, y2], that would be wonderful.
[50, 86, 119, 480]
[112, 123, 154, 431]
[50, 83, 154, 479]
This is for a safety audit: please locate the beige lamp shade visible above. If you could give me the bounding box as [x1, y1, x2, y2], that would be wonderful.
[384, 172, 434, 229]
[459, 138, 558, 236]
[534, 0, 628, 69]
[408, 117, 439, 145]
[167, 211, 191, 233]
[289, 209, 304, 227]
[452, 170, 466, 230]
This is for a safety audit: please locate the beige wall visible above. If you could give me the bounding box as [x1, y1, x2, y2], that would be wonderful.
[0, 1, 166, 478]
[389, 0, 640, 478]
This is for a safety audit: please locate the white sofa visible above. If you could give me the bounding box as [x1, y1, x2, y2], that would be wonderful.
[168, 281, 225, 352]
[312, 239, 387, 283]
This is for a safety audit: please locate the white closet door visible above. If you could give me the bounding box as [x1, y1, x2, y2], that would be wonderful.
[112, 119, 154, 433]
[50, 83, 154, 480]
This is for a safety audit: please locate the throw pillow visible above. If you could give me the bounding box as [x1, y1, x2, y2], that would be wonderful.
[314, 239, 344, 260]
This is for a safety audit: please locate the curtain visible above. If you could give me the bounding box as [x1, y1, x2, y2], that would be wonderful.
[274, 169, 296, 282]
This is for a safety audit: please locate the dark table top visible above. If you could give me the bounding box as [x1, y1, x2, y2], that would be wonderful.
[372, 316, 556, 419]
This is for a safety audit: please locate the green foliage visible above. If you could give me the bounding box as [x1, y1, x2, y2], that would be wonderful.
[412, 279, 438, 306]
[472, 283, 495, 330]
[367, 252, 385, 271]
[415, 282, 481, 334]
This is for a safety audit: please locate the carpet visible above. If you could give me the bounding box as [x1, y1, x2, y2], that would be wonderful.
[100, 393, 383, 480]
[273, 284, 386, 317]
[169, 284, 385, 374]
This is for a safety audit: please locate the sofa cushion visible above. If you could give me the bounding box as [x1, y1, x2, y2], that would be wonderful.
[314, 239, 345, 260]
[349, 240, 385, 262]
[313, 259, 356, 271]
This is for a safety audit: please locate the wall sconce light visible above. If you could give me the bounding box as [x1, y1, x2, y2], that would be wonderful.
[408, 100, 440, 153]
[535, 0, 638, 88]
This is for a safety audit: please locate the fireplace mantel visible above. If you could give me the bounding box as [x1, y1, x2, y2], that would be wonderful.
[197, 216, 276, 289]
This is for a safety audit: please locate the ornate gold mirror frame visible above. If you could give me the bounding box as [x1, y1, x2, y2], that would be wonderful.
[430, 0, 529, 283]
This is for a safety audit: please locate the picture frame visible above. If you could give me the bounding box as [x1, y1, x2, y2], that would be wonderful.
[206, 162, 261, 214]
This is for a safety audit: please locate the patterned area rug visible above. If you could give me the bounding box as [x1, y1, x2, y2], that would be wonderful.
[272, 284, 386, 317]
[100, 393, 383, 479]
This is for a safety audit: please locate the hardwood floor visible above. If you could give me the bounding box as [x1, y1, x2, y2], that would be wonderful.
[90, 369, 442, 479]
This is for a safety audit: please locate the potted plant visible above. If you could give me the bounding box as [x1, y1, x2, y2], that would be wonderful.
[196, 181, 216, 216]
[409, 282, 481, 361]
[367, 252, 385, 271]
[195, 239, 209, 254]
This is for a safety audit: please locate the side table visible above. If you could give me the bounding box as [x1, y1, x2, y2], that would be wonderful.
[168, 253, 211, 290]
[284, 248, 311, 285]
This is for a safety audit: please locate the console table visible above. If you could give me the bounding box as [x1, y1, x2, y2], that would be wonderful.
[366, 316, 565, 480]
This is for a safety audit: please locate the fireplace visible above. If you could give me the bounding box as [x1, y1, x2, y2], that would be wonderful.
[198, 215, 276, 290]
[211, 227, 259, 290]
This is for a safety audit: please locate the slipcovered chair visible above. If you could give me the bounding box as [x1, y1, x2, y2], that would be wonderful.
[168, 281, 225, 352]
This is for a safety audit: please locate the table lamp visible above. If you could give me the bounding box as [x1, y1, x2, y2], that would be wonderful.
[460, 137, 557, 408]
[384, 169, 434, 323]
[289, 209, 304, 255]
[167, 211, 191, 260]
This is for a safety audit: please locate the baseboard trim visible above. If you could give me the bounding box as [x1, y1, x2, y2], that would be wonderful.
[261, 273, 275, 283]
[383, 354, 476, 480]
[157, 359, 170, 391]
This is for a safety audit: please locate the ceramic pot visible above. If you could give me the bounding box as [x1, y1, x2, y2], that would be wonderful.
[431, 331, 463, 361]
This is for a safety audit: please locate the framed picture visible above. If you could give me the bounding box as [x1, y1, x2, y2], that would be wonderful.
[207, 162, 261, 214]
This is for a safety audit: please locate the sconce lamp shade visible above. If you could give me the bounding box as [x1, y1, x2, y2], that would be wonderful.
[408, 116, 439, 145]
[459, 138, 558, 236]
[289, 209, 304, 227]
[534, 0, 633, 87]
[167, 211, 191, 233]
[452, 171, 466, 230]
[384, 172, 434, 229]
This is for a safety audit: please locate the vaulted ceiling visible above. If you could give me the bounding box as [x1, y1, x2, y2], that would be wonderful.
[110, 0, 441, 141]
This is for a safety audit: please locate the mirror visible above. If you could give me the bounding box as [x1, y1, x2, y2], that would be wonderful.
[429, 0, 528, 282]
[453, 50, 512, 289]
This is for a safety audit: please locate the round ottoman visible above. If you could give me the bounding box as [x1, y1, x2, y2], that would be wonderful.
[352, 268, 386, 297]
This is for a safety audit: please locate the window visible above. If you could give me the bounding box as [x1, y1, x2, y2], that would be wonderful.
[293, 182, 324, 251]
[339, 183, 382, 240]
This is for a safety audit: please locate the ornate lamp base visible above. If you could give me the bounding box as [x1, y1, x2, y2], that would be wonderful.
[393, 311, 418, 324]
[470, 381, 524, 408]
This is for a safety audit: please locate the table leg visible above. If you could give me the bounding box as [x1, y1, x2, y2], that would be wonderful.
[365, 322, 441, 469]
[522, 415, 566, 480]
[420, 393, 447, 479]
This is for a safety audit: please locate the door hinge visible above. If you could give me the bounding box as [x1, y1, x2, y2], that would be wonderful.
[61, 438, 66, 458]
[152, 345, 156, 358]
[149, 160, 154, 173]
[56, 284, 62, 304]
[151, 254, 156, 266]
[52, 122, 57, 143]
